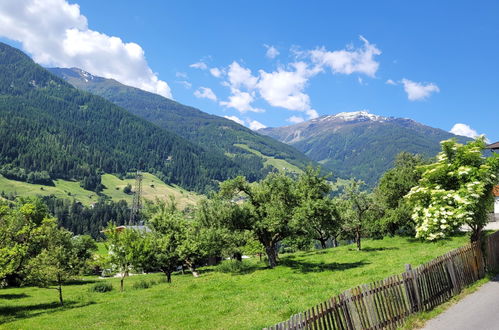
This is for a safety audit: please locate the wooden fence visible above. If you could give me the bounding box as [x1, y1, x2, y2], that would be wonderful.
[264, 233, 499, 330]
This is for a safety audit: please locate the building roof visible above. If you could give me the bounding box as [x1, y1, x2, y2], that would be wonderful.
[486, 141, 499, 150]
[494, 186, 499, 197]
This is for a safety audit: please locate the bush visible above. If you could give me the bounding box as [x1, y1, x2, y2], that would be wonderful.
[90, 282, 113, 293]
[132, 279, 158, 290]
[216, 259, 251, 274]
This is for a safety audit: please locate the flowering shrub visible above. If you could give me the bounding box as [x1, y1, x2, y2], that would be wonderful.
[405, 138, 499, 241]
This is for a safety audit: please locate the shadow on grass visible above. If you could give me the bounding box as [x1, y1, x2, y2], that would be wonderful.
[0, 300, 95, 325]
[280, 257, 369, 273]
[64, 279, 97, 286]
[358, 247, 399, 252]
[0, 293, 30, 300]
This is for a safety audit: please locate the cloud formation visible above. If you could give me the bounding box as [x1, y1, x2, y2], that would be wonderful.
[264, 45, 280, 59]
[450, 123, 480, 138]
[223, 115, 244, 126]
[0, 0, 172, 98]
[309, 36, 381, 77]
[194, 87, 217, 101]
[215, 37, 380, 120]
[247, 119, 266, 130]
[190, 61, 208, 70]
[401, 78, 440, 101]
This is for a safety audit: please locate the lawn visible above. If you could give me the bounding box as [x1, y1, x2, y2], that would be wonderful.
[0, 235, 470, 329]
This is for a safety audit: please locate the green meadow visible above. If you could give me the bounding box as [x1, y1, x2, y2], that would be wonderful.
[0, 235, 469, 329]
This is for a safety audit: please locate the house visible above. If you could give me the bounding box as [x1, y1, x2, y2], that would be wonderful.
[487, 142, 499, 221]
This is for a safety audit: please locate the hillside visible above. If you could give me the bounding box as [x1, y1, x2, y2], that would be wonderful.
[49, 67, 312, 178]
[259, 111, 470, 186]
[0, 172, 199, 208]
[0, 42, 254, 193]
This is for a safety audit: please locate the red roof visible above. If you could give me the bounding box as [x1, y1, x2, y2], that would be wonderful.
[494, 186, 499, 197]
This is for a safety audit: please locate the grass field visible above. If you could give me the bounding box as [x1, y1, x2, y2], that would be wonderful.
[0, 235, 470, 329]
[234, 144, 303, 173]
[0, 173, 200, 208]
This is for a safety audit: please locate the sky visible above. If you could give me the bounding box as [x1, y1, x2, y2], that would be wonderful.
[0, 0, 498, 141]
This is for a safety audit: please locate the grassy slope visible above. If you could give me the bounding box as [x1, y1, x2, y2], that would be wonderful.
[0, 173, 199, 208]
[234, 144, 303, 173]
[0, 235, 469, 329]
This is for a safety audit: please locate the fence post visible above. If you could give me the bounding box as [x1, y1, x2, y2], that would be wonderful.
[405, 264, 422, 313]
[446, 258, 460, 295]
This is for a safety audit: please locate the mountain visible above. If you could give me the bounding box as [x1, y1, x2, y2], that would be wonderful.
[258, 111, 470, 186]
[0, 42, 257, 193]
[48, 67, 312, 176]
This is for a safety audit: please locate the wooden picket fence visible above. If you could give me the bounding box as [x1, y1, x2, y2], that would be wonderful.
[264, 233, 499, 330]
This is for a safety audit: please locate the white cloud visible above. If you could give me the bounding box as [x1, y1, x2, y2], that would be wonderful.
[247, 119, 267, 130]
[257, 62, 317, 119]
[0, 0, 172, 98]
[386, 79, 396, 85]
[219, 89, 263, 113]
[306, 109, 319, 119]
[194, 87, 217, 101]
[401, 78, 440, 101]
[209, 67, 222, 78]
[287, 116, 305, 124]
[264, 44, 280, 59]
[176, 72, 188, 79]
[226, 61, 258, 90]
[223, 115, 245, 126]
[309, 36, 381, 77]
[190, 61, 208, 70]
[450, 123, 480, 139]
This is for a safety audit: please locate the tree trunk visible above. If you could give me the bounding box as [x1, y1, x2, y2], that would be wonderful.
[120, 276, 124, 292]
[332, 237, 338, 248]
[163, 270, 172, 283]
[470, 225, 483, 242]
[233, 252, 242, 261]
[265, 244, 278, 268]
[318, 238, 327, 249]
[58, 280, 64, 306]
[356, 229, 361, 251]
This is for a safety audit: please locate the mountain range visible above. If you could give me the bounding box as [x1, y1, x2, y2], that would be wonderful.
[259, 111, 470, 186]
[48, 67, 312, 179]
[0, 42, 283, 193]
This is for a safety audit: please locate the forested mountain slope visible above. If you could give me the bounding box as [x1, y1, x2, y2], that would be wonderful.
[259, 111, 470, 186]
[49, 67, 312, 176]
[0, 42, 254, 193]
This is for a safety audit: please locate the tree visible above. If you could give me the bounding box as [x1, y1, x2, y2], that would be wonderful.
[375, 152, 426, 236]
[406, 138, 499, 241]
[292, 167, 342, 249]
[339, 180, 378, 251]
[219, 172, 299, 268]
[24, 219, 96, 305]
[0, 198, 51, 286]
[195, 196, 253, 261]
[105, 223, 145, 291]
[145, 200, 187, 283]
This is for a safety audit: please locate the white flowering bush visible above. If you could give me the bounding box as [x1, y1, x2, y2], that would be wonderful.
[405, 137, 499, 241]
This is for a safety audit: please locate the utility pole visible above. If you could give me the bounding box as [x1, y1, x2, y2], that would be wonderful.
[129, 170, 143, 225]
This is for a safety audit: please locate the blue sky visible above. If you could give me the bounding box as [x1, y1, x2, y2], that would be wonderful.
[0, 1, 498, 141]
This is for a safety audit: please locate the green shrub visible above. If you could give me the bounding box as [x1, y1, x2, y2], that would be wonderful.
[216, 259, 251, 274]
[132, 279, 158, 290]
[90, 282, 113, 293]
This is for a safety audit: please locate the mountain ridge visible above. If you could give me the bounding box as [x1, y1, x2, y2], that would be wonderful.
[258, 110, 470, 186]
[49, 67, 313, 177]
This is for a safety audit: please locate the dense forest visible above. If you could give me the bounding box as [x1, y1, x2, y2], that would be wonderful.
[0, 43, 270, 193]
